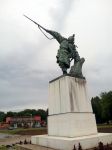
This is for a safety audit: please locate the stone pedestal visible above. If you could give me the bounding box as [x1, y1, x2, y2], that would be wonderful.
[48, 76, 97, 138]
[49, 76, 92, 115]
[31, 75, 112, 150]
[48, 113, 97, 137]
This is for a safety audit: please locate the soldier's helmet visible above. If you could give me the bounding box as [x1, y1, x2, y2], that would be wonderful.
[68, 34, 75, 43]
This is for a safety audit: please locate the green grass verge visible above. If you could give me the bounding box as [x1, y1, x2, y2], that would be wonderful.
[0, 145, 7, 150]
[0, 145, 17, 150]
[0, 127, 47, 135]
[97, 124, 112, 128]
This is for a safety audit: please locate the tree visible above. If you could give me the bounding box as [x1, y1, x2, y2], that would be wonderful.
[91, 91, 112, 124]
[91, 96, 102, 123]
[6, 111, 16, 117]
[100, 91, 112, 123]
[0, 111, 6, 122]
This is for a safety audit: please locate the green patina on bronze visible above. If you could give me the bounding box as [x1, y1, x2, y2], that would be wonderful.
[24, 15, 85, 78]
[44, 30, 80, 74]
[70, 57, 85, 79]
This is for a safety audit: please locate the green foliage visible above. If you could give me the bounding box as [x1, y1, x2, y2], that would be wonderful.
[0, 145, 7, 150]
[91, 96, 102, 123]
[91, 91, 112, 124]
[0, 111, 5, 122]
[6, 111, 17, 117]
[0, 145, 17, 149]
[100, 91, 112, 123]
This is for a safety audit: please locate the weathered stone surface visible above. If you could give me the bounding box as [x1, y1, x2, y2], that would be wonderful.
[48, 113, 97, 137]
[49, 75, 92, 115]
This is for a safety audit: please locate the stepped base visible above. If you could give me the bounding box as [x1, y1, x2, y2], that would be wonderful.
[31, 133, 112, 150]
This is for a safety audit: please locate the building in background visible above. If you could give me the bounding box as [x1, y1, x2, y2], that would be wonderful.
[6, 115, 42, 128]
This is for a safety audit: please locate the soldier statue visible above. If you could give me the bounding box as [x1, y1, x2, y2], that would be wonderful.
[41, 30, 80, 74]
[24, 15, 85, 78]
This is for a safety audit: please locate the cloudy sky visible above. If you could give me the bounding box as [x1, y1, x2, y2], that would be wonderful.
[0, 0, 112, 112]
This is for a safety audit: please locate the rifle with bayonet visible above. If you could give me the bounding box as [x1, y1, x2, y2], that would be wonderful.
[23, 15, 53, 40]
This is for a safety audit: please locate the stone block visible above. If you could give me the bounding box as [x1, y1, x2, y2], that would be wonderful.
[49, 76, 92, 115]
[48, 112, 97, 137]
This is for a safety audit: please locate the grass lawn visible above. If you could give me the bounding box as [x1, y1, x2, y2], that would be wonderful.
[97, 124, 112, 128]
[0, 127, 47, 135]
[97, 124, 112, 133]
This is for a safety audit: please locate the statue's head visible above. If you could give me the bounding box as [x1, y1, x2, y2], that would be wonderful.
[68, 34, 75, 44]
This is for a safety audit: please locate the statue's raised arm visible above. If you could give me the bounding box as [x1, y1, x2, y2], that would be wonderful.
[24, 15, 65, 43]
[45, 29, 65, 43]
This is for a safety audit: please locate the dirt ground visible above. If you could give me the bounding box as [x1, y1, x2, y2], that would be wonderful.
[16, 128, 47, 135]
[0, 135, 54, 150]
[98, 127, 112, 133]
[0, 135, 31, 146]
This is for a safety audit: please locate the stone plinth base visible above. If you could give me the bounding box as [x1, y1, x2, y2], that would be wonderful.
[48, 76, 97, 138]
[48, 112, 97, 137]
[49, 76, 92, 115]
[31, 133, 112, 150]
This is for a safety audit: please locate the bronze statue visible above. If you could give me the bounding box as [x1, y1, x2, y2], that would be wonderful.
[24, 15, 85, 78]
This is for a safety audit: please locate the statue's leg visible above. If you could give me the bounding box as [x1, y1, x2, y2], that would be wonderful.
[62, 67, 67, 74]
[59, 62, 67, 74]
